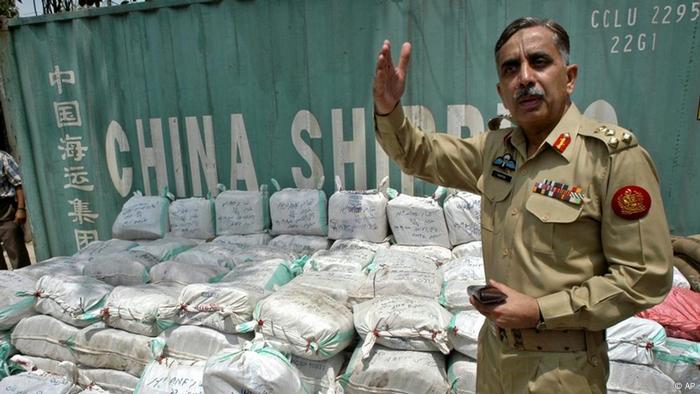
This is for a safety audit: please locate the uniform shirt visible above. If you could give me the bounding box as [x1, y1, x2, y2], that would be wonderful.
[0, 150, 22, 198]
[375, 104, 672, 331]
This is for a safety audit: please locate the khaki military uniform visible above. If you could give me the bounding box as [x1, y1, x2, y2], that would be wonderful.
[374, 104, 673, 393]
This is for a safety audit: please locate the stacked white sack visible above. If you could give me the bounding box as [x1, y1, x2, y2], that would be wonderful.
[211, 233, 273, 248]
[168, 197, 215, 240]
[134, 358, 205, 394]
[112, 193, 170, 240]
[219, 257, 304, 291]
[72, 239, 138, 263]
[202, 344, 304, 394]
[172, 242, 241, 270]
[438, 255, 486, 312]
[672, 266, 691, 289]
[268, 234, 331, 256]
[653, 337, 700, 392]
[443, 191, 481, 246]
[269, 185, 327, 236]
[176, 282, 268, 334]
[0, 370, 79, 394]
[215, 186, 269, 236]
[218, 245, 295, 267]
[161, 325, 251, 361]
[131, 236, 201, 261]
[340, 345, 450, 394]
[353, 295, 453, 358]
[291, 354, 345, 394]
[100, 283, 182, 336]
[237, 288, 354, 361]
[82, 250, 160, 286]
[17, 256, 84, 279]
[448, 352, 478, 394]
[387, 193, 451, 248]
[283, 270, 366, 305]
[452, 241, 483, 259]
[328, 178, 388, 243]
[11, 315, 80, 364]
[607, 361, 680, 394]
[0, 271, 38, 330]
[303, 248, 375, 273]
[330, 238, 390, 253]
[606, 316, 667, 365]
[149, 260, 229, 285]
[34, 274, 113, 327]
[390, 244, 453, 267]
[448, 309, 486, 359]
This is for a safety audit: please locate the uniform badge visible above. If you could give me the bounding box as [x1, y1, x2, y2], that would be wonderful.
[532, 179, 584, 205]
[492, 170, 512, 183]
[612, 185, 651, 220]
[553, 133, 571, 153]
[493, 153, 516, 171]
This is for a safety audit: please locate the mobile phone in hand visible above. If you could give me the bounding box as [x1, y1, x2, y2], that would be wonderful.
[467, 284, 507, 304]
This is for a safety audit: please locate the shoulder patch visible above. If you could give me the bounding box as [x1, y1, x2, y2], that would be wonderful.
[579, 124, 638, 154]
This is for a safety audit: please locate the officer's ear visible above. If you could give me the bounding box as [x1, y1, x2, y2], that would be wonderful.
[565, 64, 578, 96]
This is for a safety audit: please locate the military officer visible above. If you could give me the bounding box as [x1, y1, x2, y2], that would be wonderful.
[372, 16, 672, 393]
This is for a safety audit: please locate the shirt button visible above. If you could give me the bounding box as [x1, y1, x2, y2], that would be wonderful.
[510, 208, 518, 216]
[502, 248, 510, 257]
[542, 215, 550, 222]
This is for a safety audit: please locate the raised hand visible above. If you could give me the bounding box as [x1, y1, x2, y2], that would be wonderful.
[372, 40, 412, 115]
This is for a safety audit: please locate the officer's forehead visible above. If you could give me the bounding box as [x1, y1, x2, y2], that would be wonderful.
[495, 26, 559, 63]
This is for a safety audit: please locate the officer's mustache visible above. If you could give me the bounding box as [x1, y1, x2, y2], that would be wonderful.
[514, 86, 545, 101]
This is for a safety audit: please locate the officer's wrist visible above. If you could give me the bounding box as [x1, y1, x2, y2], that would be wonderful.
[17, 207, 25, 211]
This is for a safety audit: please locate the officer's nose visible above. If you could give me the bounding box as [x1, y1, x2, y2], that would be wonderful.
[517, 64, 535, 87]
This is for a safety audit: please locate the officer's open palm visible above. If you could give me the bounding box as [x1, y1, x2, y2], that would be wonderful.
[373, 40, 411, 115]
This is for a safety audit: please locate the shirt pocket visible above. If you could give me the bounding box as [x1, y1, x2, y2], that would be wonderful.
[524, 192, 584, 255]
[478, 175, 513, 233]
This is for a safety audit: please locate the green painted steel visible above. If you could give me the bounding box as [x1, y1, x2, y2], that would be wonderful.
[0, 0, 698, 260]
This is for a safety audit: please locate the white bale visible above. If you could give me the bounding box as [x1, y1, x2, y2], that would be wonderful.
[387, 194, 451, 248]
[448, 309, 486, 359]
[149, 260, 229, 285]
[15, 256, 84, 280]
[73, 239, 138, 262]
[283, 270, 366, 305]
[653, 337, 700, 393]
[269, 187, 328, 236]
[291, 353, 345, 394]
[353, 296, 452, 358]
[34, 274, 114, 327]
[134, 358, 205, 394]
[268, 234, 331, 256]
[9, 355, 78, 381]
[0, 271, 37, 330]
[303, 248, 375, 274]
[607, 361, 680, 394]
[439, 255, 485, 282]
[112, 194, 170, 240]
[452, 241, 483, 259]
[102, 283, 182, 336]
[340, 345, 450, 394]
[78, 368, 139, 394]
[237, 289, 354, 360]
[0, 370, 79, 394]
[73, 322, 165, 377]
[440, 278, 483, 312]
[176, 282, 267, 334]
[607, 316, 667, 365]
[370, 247, 439, 272]
[444, 191, 481, 246]
[672, 266, 691, 289]
[0, 332, 16, 370]
[215, 188, 270, 236]
[330, 239, 390, 253]
[11, 315, 80, 363]
[448, 353, 477, 394]
[162, 325, 252, 361]
[220, 257, 303, 291]
[211, 233, 272, 248]
[173, 243, 241, 270]
[168, 197, 215, 240]
[328, 187, 388, 243]
[390, 244, 453, 267]
[202, 345, 304, 394]
[131, 236, 201, 261]
[82, 250, 160, 286]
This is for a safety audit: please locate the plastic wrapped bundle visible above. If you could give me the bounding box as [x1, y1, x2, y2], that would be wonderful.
[0, 271, 37, 330]
[77, 368, 139, 394]
[11, 315, 80, 363]
[268, 234, 331, 257]
[282, 270, 366, 305]
[149, 260, 229, 285]
[440, 278, 483, 312]
[173, 243, 241, 270]
[607, 361, 680, 394]
[176, 282, 268, 334]
[168, 197, 215, 240]
[16, 256, 84, 280]
[134, 358, 205, 394]
[303, 248, 375, 274]
[439, 255, 485, 282]
[330, 239, 390, 254]
[448, 310, 486, 359]
[211, 233, 273, 248]
[444, 191, 481, 246]
[387, 193, 451, 248]
[221, 245, 295, 267]
[73, 239, 138, 263]
[112, 192, 170, 240]
[0, 370, 79, 394]
[215, 185, 270, 236]
[34, 274, 114, 327]
[131, 236, 201, 261]
[291, 354, 345, 394]
[390, 244, 453, 267]
[653, 337, 700, 392]
[269, 181, 328, 236]
[162, 325, 251, 361]
[237, 288, 354, 361]
[100, 283, 182, 337]
[452, 241, 483, 259]
[202, 344, 304, 394]
[328, 176, 389, 243]
[448, 352, 477, 394]
[220, 257, 305, 291]
[340, 345, 450, 394]
[82, 250, 160, 286]
[353, 295, 452, 358]
[607, 316, 667, 365]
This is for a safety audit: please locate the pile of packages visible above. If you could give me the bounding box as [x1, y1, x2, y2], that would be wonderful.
[0, 179, 697, 394]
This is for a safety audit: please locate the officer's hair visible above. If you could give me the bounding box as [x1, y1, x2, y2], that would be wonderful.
[494, 17, 570, 65]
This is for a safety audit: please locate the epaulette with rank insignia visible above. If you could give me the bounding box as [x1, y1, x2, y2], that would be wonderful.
[579, 123, 638, 154]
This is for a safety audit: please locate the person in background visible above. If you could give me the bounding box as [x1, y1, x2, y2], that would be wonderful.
[372, 16, 672, 393]
[0, 150, 31, 269]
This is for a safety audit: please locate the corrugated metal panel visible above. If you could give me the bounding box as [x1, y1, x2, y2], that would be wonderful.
[0, 0, 698, 259]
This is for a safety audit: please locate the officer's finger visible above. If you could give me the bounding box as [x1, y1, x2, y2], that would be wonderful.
[397, 42, 412, 76]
